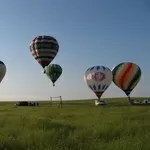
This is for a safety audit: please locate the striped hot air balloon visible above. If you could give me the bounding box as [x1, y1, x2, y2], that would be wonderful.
[112, 62, 142, 100]
[44, 64, 62, 86]
[0, 61, 6, 83]
[30, 35, 59, 68]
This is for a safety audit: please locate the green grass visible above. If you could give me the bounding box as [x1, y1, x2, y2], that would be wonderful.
[0, 97, 150, 150]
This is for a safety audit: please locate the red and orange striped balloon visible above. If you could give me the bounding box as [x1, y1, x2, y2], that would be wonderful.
[112, 62, 141, 96]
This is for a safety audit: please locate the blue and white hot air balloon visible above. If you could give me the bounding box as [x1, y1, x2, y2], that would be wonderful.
[84, 66, 112, 100]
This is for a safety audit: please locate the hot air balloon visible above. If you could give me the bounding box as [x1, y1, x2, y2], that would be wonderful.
[112, 62, 142, 101]
[44, 64, 62, 86]
[30, 35, 59, 69]
[84, 66, 112, 102]
[0, 61, 6, 83]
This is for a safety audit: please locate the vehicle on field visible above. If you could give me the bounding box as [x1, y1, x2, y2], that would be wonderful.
[129, 99, 150, 105]
[95, 100, 108, 106]
[15, 101, 39, 106]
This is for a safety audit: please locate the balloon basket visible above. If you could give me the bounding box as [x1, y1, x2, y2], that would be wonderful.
[95, 100, 108, 106]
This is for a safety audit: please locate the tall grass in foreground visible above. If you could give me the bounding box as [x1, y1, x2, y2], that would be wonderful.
[0, 98, 149, 150]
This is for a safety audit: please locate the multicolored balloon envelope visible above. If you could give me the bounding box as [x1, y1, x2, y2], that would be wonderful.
[112, 62, 142, 98]
[84, 66, 113, 99]
[0, 61, 6, 83]
[30, 35, 59, 69]
[44, 64, 62, 86]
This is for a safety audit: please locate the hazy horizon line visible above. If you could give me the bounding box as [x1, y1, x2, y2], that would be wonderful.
[0, 97, 149, 102]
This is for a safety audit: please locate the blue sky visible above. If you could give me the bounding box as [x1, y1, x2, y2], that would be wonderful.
[1, 0, 150, 101]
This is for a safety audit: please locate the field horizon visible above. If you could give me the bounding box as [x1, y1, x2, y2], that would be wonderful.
[0, 96, 149, 103]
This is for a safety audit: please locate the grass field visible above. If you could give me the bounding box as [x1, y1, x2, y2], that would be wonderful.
[0, 97, 150, 150]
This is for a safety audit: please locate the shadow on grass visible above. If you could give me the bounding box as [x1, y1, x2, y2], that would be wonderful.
[111, 104, 150, 107]
[106, 102, 150, 107]
[108, 103, 129, 107]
